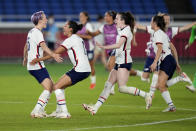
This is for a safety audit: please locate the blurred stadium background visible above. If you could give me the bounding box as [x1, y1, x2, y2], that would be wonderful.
[0, 0, 196, 63]
[0, 1, 196, 130]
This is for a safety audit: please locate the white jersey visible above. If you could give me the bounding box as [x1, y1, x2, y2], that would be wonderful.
[115, 26, 133, 64]
[86, 23, 95, 50]
[94, 22, 104, 45]
[146, 26, 179, 41]
[27, 28, 45, 70]
[152, 29, 172, 63]
[61, 34, 91, 72]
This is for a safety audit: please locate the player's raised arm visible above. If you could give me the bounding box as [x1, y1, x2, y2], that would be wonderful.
[179, 21, 196, 33]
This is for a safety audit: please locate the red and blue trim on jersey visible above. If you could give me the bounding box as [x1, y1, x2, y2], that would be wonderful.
[36, 41, 45, 69]
[71, 47, 78, 70]
[121, 35, 128, 63]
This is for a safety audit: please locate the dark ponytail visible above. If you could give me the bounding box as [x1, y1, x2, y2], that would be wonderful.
[68, 21, 83, 34]
[152, 15, 166, 32]
[106, 10, 117, 20]
[118, 12, 135, 33]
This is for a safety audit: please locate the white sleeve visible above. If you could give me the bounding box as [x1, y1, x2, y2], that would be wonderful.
[86, 23, 94, 32]
[61, 39, 72, 50]
[172, 27, 179, 38]
[98, 25, 104, 33]
[154, 31, 164, 45]
[146, 26, 154, 35]
[35, 31, 44, 46]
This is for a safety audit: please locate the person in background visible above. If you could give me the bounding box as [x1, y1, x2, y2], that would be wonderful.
[93, 15, 107, 69]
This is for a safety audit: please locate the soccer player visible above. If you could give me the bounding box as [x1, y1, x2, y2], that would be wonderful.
[150, 15, 180, 112]
[31, 20, 91, 118]
[136, 13, 195, 95]
[86, 10, 118, 94]
[77, 12, 96, 89]
[185, 25, 196, 91]
[82, 12, 152, 115]
[23, 11, 62, 118]
[93, 15, 107, 70]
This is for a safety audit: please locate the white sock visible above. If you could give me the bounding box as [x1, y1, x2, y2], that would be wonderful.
[119, 86, 147, 98]
[136, 70, 143, 77]
[90, 75, 96, 84]
[149, 73, 158, 96]
[55, 89, 68, 113]
[167, 76, 180, 87]
[94, 82, 112, 110]
[111, 85, 115, 92]
[56, 89, 65, 112]
[161, 90, 174, 106]
[34, 90, 50, 111]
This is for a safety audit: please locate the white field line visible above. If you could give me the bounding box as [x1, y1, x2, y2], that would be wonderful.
[1, 101, 196, 112]
[45, 116, 196, 131]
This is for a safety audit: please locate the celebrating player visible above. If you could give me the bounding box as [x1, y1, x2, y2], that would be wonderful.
[23, 11, 62, 118]
[82, 12, 152, 115]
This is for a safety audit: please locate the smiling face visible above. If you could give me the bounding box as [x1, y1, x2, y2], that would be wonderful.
[79, 12, 88, 25]
[115, 14, 125, 28]
[163, 15, 170, 28]
[39, 13, 48, 28]
[63, 22, 72, 36]
[104, 12, 113, 24]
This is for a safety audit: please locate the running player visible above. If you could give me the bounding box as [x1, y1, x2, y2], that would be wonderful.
[77, 12, 96, 89]
[82, 12, 152, 115]
[31, 20, 91, 118]
[136, 13, 195, 95]
[23, 11, 62, 118]
[150, 15, 178, 112]
[87, 10, 117, 94]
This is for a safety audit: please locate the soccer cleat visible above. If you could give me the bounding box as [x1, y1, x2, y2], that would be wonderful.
[145, 93, 152, 110]
[31, 109, 47, 118]
[162, 106, 176, 112]
[48, 110, 60, 117]
[89, 83, 96, 89]
[55, 112, 71, 119]
[180, 72, 193, 85]
[186, 85, 196, 93]
[82, 104, 96, 115]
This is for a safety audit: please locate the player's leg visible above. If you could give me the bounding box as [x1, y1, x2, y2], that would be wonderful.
[149, 71, 158, 96]
[83, 68, 117, 115]
[107, 54, 116, 94]
[157, 70, 176, 112]
[29, 68, 52, 118]
[100, 49, 107, 69]
[117, 65, 152, 109]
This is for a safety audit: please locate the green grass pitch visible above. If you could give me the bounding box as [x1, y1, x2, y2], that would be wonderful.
[0, 63, 196, 131]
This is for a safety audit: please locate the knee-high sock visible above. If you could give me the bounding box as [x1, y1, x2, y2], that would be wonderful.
[55, 89, 68, 113]
[94, 82, 112, 111]
[149, 73, 158, 96]
[34, 90, 50, 111]
[119, 85, 147, 98]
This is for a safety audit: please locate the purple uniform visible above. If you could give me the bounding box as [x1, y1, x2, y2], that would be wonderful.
[77, 23, 95, 51]
[99, 24, 118, 55]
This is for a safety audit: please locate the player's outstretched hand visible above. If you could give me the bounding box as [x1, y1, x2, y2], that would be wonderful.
[150, 62, 157, 72]
[185, 44, 190, 50]
[30, 58, 39, 65]
[53, 54, 63, 63]
[96, 42, 104, 49]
